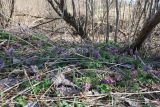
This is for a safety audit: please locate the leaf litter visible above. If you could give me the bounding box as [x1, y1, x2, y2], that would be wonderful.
[0, 32, 159, 107]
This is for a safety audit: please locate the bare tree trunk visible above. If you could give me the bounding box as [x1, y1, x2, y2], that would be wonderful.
[90, 0, 94, 41]
[47, 0, 91, 42]
[85, 0, 88, 36]
[78, 0, 81, 18]
[114, 0, 119, 43]
[105, 0, 110, 43]
[0, 1, 2, 11]
[147, 0, 154, 50]
[149, 0, 154, 18]
[6, 0, 14, 27]
[155, 0, 159, 11]
[127, 8, 160, 52]
[9, 0, 14, 20]
[71, 0, 76, 17]
[132, 1, 148, 39]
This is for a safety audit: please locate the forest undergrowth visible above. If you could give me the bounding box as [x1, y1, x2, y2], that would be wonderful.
[0, 30, 160, 107]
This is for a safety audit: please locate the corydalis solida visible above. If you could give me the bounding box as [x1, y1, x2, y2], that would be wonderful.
[0, 59, 4, 69]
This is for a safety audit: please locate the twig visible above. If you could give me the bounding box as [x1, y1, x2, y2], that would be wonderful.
[30, 18, 61, 29]
[23, 69, 40, 106]
[15, 13, 57, 19]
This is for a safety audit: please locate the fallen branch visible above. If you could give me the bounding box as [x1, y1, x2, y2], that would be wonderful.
[30, 18, 61, 29]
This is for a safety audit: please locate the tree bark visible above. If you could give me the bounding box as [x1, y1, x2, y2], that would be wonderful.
[129, 8, 160, 52]
[105, 0, 110, 42]
[114, 0, 119, 43]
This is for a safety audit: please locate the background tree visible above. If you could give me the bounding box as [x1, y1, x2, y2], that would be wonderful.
[47, 0, 91, 42]
[128, 7, 160, 52]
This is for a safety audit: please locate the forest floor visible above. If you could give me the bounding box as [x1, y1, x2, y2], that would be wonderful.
[0, 30, 160, 107]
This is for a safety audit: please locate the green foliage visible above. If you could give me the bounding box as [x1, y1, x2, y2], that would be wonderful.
[0, 31, 23, 49]
[15, 96, 27, 107]
[75, 70, 102, 87]
[100, 51, 110, 59]
[99, 41, 121, 49]
[87, 61, 102, 68]
[32, 79, 52, 94]
[32, 34, 47, 41]
[80, 60, 102, 69]
[132, 83, 140, 92]
[59, 100, 73, 107]
[138, 72, 158, 84]
[18, 81, 30, 90]
[0, 92, 4, 98]
[84, 70, 97, 77]
[76, 77, 92, 86]
[73, 98, 85, 107]
[76, 103, 85, 107]
[97, 84, 111, 93]
[0, 31, 10, 39]
[59, 99, 85, 107]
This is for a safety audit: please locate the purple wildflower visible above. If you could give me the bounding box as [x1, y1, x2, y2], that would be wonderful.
[25, 56, 38, 65]
[83, 83, 92, 91]
[100, 78, 116, 85]
[93, 50, 101, 59]
[6, 47, 15, 57]
[35, 74, 41, 81]
[61, 52, 70, 58]
[12, 58, 21, 64]
[122, 52, 128, 56]
[76, 62, 80, 66]
[110, 48, 118, 55]
[30, 65, 38, 75]
[56, 47, 66, 54]
[150, 70, 160, 78]
[143, 65, 152, 72]
[0, 59, 4, 69]
[13, 43, 21, 49]
[131, 69, 138, 78]
[129, 49, 134, 55]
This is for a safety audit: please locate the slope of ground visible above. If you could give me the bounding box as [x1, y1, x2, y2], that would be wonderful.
[0, 30, 160, 107]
